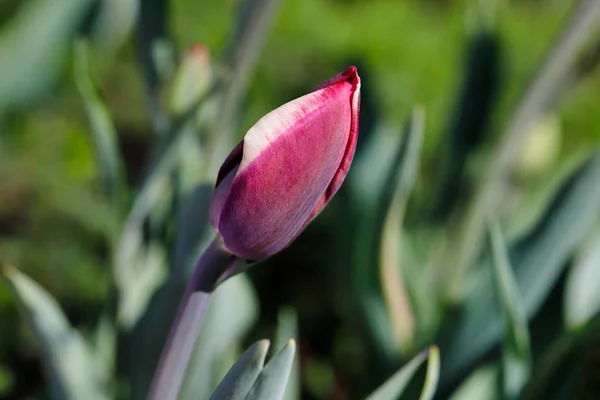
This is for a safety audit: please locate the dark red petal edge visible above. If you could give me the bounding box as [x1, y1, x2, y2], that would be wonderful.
[324, 66, 360, 202]
[215, 140, 244, 187]
[313, 65, 359, 92]
[305, 66, 360, 223]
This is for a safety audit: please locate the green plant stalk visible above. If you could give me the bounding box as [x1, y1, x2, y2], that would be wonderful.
[147, 238, 234, 400]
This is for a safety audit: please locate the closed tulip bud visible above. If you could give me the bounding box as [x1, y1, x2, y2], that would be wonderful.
[210, 66, 361, 261]
[167, 44, 213, 116]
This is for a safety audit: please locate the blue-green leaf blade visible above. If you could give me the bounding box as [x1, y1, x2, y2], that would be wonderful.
[209, 340, 270, 400]
[0, 0, 94, 112]
[243, 340, 296, 400]
[1, 266, 107, 400]
[365, 347, 430, 400]
[73, 38, 124, 208]
[489, 223, 531, 399]
[564, 228, 600, 329]
[440, 148, 600, 387]
[275, 307, 299, 400]
[419, 346, 440, 400]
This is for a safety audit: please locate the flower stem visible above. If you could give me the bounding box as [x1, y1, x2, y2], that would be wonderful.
[147, 237, 233, 400]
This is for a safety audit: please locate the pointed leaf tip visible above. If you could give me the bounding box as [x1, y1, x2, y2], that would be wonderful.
[420, 345, 440, 400]
[365, 346, 431, 400]
[209, 339, 272, 400]
[242, 339, 296, 400]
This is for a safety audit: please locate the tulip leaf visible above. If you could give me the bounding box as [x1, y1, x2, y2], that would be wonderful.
[115, 124, 206, 321]
[0, 0, 94, 112]
[243, 340, 296, 400]
[444, 0, 600, 301]
[171, 183, 213, 278]
[419, 345, 440, 400]
[439, 147, 600, 388]
[488, 222, 531, 399]
[379, 109, 425, 354]
[1, 266, 108, 400]
[113, 177, 170, 328]
[564, 228, 600, 329]
[73, 38, 124, 209]
[136, 0, 172, 135]
[348, 109, 426, 361]
[89, 0, 138, 53]
[92, 316, 116, 389]
[449, 366, 498, 400]
[432, 28, 500, 221]
[365, 345, 437, 400]
[352, 108, 425, 212]
[115, 235, 168, 329]
[275, 307, 300, 400]
[209, 340, 270, 400]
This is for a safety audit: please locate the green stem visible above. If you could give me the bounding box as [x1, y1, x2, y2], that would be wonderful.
[147, 237, 233, 400]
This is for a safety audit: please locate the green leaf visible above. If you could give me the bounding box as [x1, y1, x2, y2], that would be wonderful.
[243, 340, 296, 400]
[365, 346, 435, 400]
[137, 0, 172, 135]
[171, 183, 213, 278]
[564, 228, 600, 329]
[1, 266, 108, 400]
[0, 0, 94, 112]
[432, 28, 500, 221]
[449, 366, 498, 400]
[488, 222, 531, 399]
[419, 346, 440, 400]
[440, 148, 600, 388]
[92, 316, 116, 390]
[379, 109, 425, 354]
[444, 0, 600, 301]
[115, 128, 206, 328]
[275, 307, 300, 400]
[348, 109, 427, 361]
[351, 108, 425, 212]
[115, 239, 168, 329]
[209, 340, 270, 400]
[73, 39, 124, 209]
[89, 0, 138, 53]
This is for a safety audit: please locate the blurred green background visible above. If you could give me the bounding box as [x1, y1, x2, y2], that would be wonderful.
[1, 0, 600, 399]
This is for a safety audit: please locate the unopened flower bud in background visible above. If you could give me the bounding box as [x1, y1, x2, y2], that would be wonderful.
[210, 66, 361, 261]
[167, 45, 213, 116]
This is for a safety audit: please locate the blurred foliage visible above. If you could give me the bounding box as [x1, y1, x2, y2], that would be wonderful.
[1, 0, 600, 399]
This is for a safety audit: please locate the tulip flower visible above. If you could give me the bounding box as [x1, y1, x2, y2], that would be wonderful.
[149, 66, 360, 400]
[210, 65, 361, 260]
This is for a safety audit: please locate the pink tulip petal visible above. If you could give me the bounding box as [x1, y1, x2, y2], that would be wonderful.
[216, 66, 360, 260]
